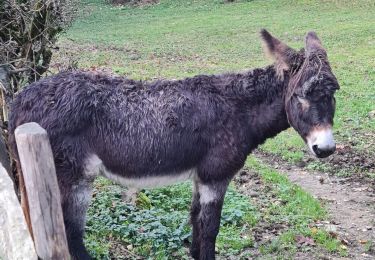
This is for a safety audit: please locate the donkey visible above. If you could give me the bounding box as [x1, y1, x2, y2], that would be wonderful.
[8, 30, 339, 259]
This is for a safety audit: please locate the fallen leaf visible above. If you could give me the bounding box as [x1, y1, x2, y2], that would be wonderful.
[341, 238, 350, 246]
[329, 231, 338, 238]
[336, 144, 346, 150]
[295, 235, 316, 246]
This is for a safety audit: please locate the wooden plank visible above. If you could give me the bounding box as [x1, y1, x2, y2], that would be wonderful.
[0, 163, 38, 260]
[0, 128, 11, 177]
[15, 122, 70, 260]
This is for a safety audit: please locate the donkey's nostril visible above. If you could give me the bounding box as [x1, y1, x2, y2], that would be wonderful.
[312, 144, 319, 154]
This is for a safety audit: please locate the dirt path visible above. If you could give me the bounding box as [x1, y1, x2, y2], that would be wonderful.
[255, 151, 375, 259]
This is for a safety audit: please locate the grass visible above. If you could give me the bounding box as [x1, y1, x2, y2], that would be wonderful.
[246, 157, 347, 257]
[54, 0, 374, 257]
[246, 156, 326, 224]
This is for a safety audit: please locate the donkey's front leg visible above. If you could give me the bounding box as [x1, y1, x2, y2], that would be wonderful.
[197, 180, 229, 260]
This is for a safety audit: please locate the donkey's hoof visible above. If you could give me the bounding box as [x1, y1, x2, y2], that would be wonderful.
[190, 246, 200, 260]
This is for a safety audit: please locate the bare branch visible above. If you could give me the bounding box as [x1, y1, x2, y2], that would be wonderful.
[0, 0, 78, 93]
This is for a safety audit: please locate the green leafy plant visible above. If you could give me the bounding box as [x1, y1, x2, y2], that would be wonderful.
[85, 179, 257, 258]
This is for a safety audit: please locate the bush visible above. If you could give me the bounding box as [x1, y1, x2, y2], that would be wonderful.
[0, 0, 78, 96]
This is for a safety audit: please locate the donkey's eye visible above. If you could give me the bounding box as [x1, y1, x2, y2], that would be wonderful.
[297, 96, 310, 110]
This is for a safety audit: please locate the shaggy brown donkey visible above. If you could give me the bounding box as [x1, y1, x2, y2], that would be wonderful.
[8, 30, 339, 259]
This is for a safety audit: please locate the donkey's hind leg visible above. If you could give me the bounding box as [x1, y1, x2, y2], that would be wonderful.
[58, 167, 93, 260]
[190, 179, 202, 259]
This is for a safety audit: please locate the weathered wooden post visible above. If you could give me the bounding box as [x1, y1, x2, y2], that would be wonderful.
[0, 164, 38, 260]
[15, 122, 70, 259]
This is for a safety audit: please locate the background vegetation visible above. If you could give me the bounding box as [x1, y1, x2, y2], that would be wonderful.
[0, 0, 78, 125]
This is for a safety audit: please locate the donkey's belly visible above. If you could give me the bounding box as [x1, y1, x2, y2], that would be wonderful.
[84, 154, 196, 188]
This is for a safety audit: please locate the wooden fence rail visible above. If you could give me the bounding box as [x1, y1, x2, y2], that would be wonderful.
[15, 122, 70, 259]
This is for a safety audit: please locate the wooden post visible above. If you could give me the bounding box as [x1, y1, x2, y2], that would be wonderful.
[0, 163, 38, 260]
[0, 128, 11, 178]
[15, 122, 70, 260]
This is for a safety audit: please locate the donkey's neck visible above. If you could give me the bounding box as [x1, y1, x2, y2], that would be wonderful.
[240, 66, 291, 150]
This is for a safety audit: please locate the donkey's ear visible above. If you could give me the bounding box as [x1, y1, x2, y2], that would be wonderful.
[305, 31, 325, 55]
[260, 29, 298, 77]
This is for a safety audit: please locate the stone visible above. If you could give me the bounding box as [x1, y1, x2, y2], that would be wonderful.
[324, 224, 337, 233]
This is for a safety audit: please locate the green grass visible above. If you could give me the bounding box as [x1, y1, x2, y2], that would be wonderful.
[247, 156, 326, 222]
[246, 157, 347, 257]
[261, 129, 306, 164]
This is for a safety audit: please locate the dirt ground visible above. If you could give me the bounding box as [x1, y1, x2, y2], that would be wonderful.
[235, 151, 374, 259]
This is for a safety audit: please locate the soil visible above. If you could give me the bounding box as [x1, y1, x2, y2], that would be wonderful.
[306, 141, 375, 183]
[235, 150, 375, 259]
[328, 143, 375, 175]
[306, 130, 375, 182]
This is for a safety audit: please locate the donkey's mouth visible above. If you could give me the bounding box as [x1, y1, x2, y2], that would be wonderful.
[311, 144, 336, 158]
[307, 127, 336, 158]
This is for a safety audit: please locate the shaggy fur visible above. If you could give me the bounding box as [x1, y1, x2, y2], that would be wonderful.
[8, 30, 339, 260]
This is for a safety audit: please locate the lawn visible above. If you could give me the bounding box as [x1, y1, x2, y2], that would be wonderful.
[52, 0, 375, 258]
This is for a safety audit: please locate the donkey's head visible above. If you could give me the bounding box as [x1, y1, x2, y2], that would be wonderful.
[261, 30, 340, 158]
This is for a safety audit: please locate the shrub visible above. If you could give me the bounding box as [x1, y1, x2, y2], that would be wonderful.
[0, 0, 78, 96]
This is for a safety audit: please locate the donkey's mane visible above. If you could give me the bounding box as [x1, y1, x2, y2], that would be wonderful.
[285, 48, 338, 104]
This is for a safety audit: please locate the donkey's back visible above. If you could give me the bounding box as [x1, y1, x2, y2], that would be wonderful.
[9, 71, 231, 180]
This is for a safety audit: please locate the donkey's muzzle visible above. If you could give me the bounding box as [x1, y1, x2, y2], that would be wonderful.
[307, 126, 336, 158]
[312, 144, 336, 158]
